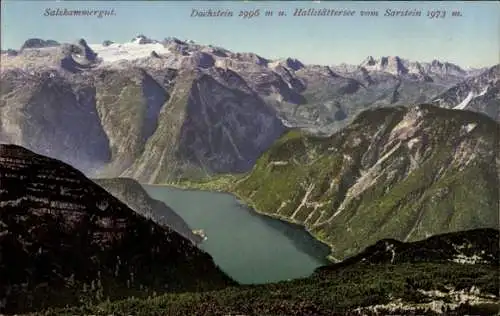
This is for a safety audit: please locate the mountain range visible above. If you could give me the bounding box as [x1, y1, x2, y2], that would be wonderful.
[1, 36, 498, 182]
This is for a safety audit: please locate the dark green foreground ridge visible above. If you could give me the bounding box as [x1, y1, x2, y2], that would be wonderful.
[37, 229, 500, 316]
[0, 145, 235, 314]
[228, 104, 500, 259]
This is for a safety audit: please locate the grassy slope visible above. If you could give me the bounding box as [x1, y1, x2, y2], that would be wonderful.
[232, 106, 499, 259]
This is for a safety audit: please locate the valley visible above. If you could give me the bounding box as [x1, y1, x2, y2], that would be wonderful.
[1, 33, 499, 315]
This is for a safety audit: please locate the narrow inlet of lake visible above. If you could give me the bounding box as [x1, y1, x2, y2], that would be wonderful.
[142, 185, 331, 284]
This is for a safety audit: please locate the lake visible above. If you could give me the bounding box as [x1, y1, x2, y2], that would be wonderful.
[142, 185, 331, 284]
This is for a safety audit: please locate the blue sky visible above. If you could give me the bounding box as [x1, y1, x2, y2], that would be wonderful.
[1, 1, 499, 67]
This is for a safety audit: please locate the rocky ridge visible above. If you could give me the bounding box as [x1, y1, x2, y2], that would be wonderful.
[316, 228, 499, 272]
[92, 177, 203, 244]
[0, 144, 234, 314]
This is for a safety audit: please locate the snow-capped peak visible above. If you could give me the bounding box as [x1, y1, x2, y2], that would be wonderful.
[89, 37, 168, 63]
[131, 35, 157, 45]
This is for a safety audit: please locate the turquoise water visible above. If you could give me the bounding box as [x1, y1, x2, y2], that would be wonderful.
[143, 185, 331, 284]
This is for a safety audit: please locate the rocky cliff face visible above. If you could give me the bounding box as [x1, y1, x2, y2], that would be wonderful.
[2, 37, 496, 182]
[92, 67, 169, 176]
[20, 38, 60, 51]
[432, 65, 500, 121]
[93, 177, 202, 244]
[0, 69, 111, 173]
[0, 144, 235, 314]
[232, 105, 499, 259]
[1, 41, 287, 181]
[119, 68, 286, 183]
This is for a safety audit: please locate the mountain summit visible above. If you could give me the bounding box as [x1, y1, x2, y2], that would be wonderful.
[360, 55, 408, 75]
[132, 34, 158, 44]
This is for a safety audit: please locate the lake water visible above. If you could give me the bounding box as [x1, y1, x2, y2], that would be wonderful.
[142, 185, 331, 284]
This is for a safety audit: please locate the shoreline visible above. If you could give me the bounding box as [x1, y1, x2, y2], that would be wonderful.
[142, 181, 339, 263]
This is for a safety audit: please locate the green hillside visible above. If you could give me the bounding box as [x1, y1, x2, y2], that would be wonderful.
[230, 105, 499, 259]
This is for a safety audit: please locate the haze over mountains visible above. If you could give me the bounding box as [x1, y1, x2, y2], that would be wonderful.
[1, 36, 498, 182]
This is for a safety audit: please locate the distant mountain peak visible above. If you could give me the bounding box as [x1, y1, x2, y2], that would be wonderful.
[132, 34, 157, 44]
[432, 63, 499, 118]
[360, 55, 408, 75]
[58, 38, 99, 72]
[102, 40, 114, 47]
[19, 38, 60, 51]
[164, 36, 186, 45]
[355, 55, 472, 81]
[382, 55, 402, 63]
[284, 57, 304, 71]
[431, 59, 443, 67]
[363, 55, 376, 66]
[77, 38, 88, 46]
